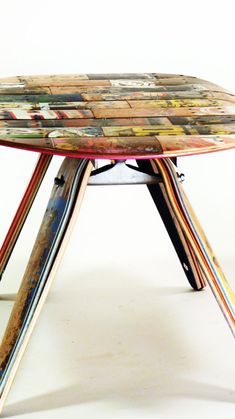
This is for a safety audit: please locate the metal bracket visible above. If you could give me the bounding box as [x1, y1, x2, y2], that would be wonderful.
[88, 160, 162, 185]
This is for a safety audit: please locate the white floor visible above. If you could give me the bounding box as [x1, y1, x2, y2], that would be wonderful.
[0, 152, 234, 419]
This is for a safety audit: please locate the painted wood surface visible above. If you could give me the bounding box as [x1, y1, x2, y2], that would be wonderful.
[0, 73, 235, 159]
[0, 72, 235, 413]
[0, 157, 93, 413]
[152, 158, 235, 336]
[137, 159, 206, 290]
[0, 154, 52, 277]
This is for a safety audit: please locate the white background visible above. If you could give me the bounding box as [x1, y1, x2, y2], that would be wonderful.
[0, 1, 234, 418]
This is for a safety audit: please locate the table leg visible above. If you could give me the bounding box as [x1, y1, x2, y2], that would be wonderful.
[0, 153, 52, 279]
[0, 157, 93, 414]
[153, 158, 235, 337]
[137, 159, 206, 290]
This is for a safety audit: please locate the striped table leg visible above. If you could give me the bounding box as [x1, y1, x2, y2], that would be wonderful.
[0, 157, 93, 414]
[152, 158, 235, 337]
[0, 153, 52, 279]
[137, 159, 206, 290]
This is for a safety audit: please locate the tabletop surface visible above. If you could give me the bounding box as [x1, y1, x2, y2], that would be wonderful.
[0, 73, 235, 159]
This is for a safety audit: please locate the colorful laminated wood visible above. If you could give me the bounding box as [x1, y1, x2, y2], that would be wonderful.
[0, 73, 235, 159]
[0, 73, 234, 414]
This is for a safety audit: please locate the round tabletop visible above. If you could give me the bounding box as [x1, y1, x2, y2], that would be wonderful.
[0, 73, 235, 159]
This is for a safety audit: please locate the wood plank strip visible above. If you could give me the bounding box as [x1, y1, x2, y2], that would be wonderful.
[153, 76, 228, 91]
[0, 77, 22, 84]
[93, 106, 235, 118]
[154, 73, 187, 78]
[128, 99, 233, 108]
[0, 127, 104, 138]
[102, 126, 186, 136]
[168, 115, 235, 125]
[0, 75, 88, 84]
[50, 84, 209, 94]
[0, 87, 51, 94]
[110, 79, 159, 87]
[2, 74, 210, 87]
[82, 91, 235, 102]
[1, 115, 235, 129]
[0, 100, 130, 110]
[0, 77, 111, 91]
[154, 77, 200, 84]
[0, 109, 94, 120]
[1, 99, 234, 112]
[87, 73, 154, 79]
[25, 78, 110, 87]
[153, 76, 208, 84]
[0, 90, 228, 103]
[0, 117, 171, 128]
[19, 74, 89, 86]
[157, 134, 235, 154]
[0, 94, 84, 103]
[0, 124, 234, 140]
[102, 124, 235, 136]
[110, 77, 226, 91]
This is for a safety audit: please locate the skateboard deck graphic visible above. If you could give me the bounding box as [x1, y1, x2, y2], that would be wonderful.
[0, 73, 234, 415]
[0, 73, 235, 159]
[0, 157, 93, 413]
[137, 159, 206, 290]
[0, 154, 52, 277]
[152, 158, 235, 336]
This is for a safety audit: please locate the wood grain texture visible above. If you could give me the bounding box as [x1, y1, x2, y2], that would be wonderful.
[0, 158, 92, 413]
[0, 154, 52, 277]
[137, 159, 206, 291]
[0, 72, 234, 158]
[0, 72, 234, 414]
[153, 158, 235, 336]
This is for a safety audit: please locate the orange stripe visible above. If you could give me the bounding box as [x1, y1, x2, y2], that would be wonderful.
[156, 158, 235, 327]
[0, 154, 52, 274]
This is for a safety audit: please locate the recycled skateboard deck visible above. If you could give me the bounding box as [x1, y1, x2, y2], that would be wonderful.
[0, 73, 235, 159]
[137, 159, 206, 290]
[0, 154, 52, 277]
[152, 158, 235, 336]
[0, 157, 93, 413]
[0, 73, 235, 415]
